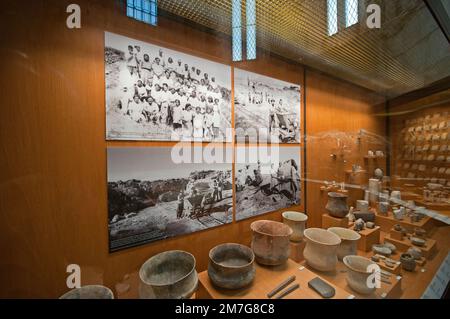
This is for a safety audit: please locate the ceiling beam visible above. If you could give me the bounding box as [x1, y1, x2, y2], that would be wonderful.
[423, 0, 450, 42]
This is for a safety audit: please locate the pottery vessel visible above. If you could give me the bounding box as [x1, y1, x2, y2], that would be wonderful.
[139, 250, 198, 299]
[414, 228, 427, 238]
[282, 211, 308, 242]
[400, 253, 416, 272]
[411, 237, 426, 247]
[407, 247, 422, 260]
[250, 220, 292, 266]
[343, 255, 377, 295]
[303, 228, 341, 272]
[326, 192, 349, 218]
[60, 285, 114, 299]
[208, 243, 255, 290]
[368, 179, 381, 205]
[327, 227, 361, 261]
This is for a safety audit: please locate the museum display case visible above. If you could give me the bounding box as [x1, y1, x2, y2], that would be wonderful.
[0, 0, 449, 302]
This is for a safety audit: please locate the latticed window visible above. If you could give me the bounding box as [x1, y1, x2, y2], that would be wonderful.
[345, 0, 359, 27]
[327, 0, 338, 36]
[246, 0, 256, 60]
[126, 0, 157, 26]
[232, 0, 243, 61]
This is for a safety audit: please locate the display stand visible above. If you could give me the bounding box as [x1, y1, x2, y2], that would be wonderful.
[384, 235, 437, 259]
[390, 228, 404, 241]
[322, 214, 349, 229]
[196, 259, 351, 299]
[289, 241, 306, 263]
[374, 211, 434, 233]
[352, 226, 380, 252]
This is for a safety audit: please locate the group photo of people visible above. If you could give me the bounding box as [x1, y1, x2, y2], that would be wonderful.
[105, 32, 232, 142]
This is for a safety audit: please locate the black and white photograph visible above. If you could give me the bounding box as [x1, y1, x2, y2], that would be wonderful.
[234, 68, 301, 143]
[105, 32, 232, 142]
[107, 147, 233, 252]
[235, 146, 301, 221]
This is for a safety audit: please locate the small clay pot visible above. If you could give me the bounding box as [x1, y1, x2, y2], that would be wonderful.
[326, 192, 349, 218]
[303, 228, 341, 272]
[60, 285, 114, 299]
[250, 220, 293, 266]
[400, 253, 416, 272]
[208, 243, 255, 290]
[282, 211, 308, 242]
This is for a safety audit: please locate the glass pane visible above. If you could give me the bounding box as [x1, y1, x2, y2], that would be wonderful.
[327, 0, 338, 36]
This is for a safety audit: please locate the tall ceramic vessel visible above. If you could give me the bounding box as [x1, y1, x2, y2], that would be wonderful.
[368, 179, 381, 206]
[139, 250, 198, 299]
[282, 211, 308, 242]
[250, 220, 293, 266]
[303, 228, 341, 272]
[327, 227, 361, 260]
[326, 192, 349, 218]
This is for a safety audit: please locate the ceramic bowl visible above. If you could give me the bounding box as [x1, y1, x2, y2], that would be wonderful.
[343, 255, 377, 295]
[411, 237, 426, 247]
[60, 285, 114, 299]
[208, 243, 255, 290]
[139, 250, 198, 299]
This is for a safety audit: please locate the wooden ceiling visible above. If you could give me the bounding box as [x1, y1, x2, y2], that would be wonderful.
[158, 0, 450, 98]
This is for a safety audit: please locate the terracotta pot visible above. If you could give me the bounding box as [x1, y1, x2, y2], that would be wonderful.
[59, 285, 114, 299]
[343, 255, 377, 295]
[303, 228, 341, 272]
[139, 250, 198, 299]
[282, 211, 308, 242]
[250, 220, 293, 266]
[326, 192, 349, 218]
[327, 227, 361, 260]
[400, 253, 416, 272]
[208, 243, 255, 290]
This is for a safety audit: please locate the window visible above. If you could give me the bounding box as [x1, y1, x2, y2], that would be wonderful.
[327, 0, 338, 36]
[232, 0, 243, 61]
[127, 0, 157, 26]
[345, 0, 359, 27]
[246, 0, 256, 60]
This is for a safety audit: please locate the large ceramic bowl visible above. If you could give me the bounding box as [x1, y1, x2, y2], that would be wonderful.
[59, 285, 114, 299]
[303, 228, 341, 272]
[139, 250, 198, 299]
[282, 211, 308, 242]
[208, 243, 255, 289]
[326, 192, 349, 218]
[250, 220, 293, 266]
[343, 255, 377, 295]
[327, 227, 361, 260]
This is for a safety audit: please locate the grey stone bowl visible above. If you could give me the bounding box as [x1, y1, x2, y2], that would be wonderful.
[139, 250, 198, 299]
[208, 243, 255, 290]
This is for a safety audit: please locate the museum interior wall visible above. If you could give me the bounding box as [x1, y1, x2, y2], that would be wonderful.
[4, 0, 446, 298]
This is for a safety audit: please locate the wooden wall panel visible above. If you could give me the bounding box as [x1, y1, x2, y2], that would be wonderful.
[305, 70, 386, 228]
[0, 0, 305, 298]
